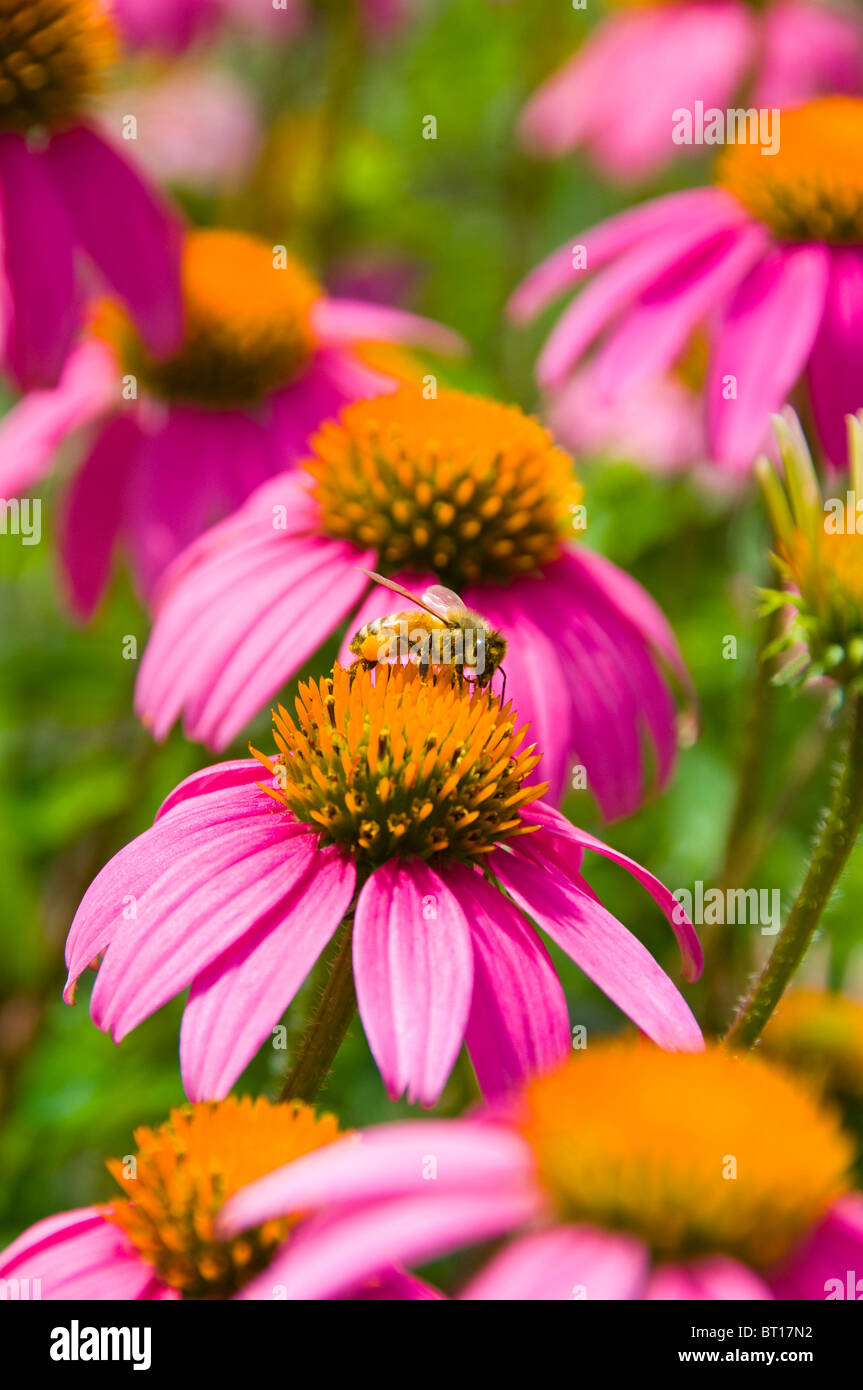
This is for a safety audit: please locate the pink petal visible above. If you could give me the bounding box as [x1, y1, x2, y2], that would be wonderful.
[807, 247, 863, 468]
[0, 338, 117, 497]
[0, 133, 78, 388]
[462, 1225, 649, 1301]
[45, 126, 183, 356]
[707, 243, 829, 471]
[448, 862, 570, 1098]
[90, 818, 319, 1041]
[311, 297, 466, 356]
[0, 1206, 154, 1300]
[155, 758, 265, 820]
[508, 189, 736, 323]
[351, 1268, 445, 1300]
[220, 1119, 536, 1234]
[769, 1194, 863, 1300]
[522, 803, 703, 982]
[536, 209, 749, 392]
[63, 779, 281, 1000]
[58, 414, 141, 619]
[490, 842, 703, 1051]
[353, 859, 474, 1105]
[589, 223, 768, 401]
[756, 0, 863, 108]
[238, 1187, 540, 1301]
[180, 845, 355, 1101]
[646, 1256, 773, 1300]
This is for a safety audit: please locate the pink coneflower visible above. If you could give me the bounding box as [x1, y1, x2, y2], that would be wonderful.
[217, 1040, 863, 1301]
[0, 1096, 438, 1299]
[0, 0, 182, 389]
[135, 387, 693, 819]
[511, 99, 863, 472]
[0, 228, 462, 616]
[549, 365, 704, 473]
[66, 663, 702, 1106]
[520, 1, 863, 182]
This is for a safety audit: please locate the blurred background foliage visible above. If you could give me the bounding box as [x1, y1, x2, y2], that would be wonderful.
[1, 0, 862, 1256]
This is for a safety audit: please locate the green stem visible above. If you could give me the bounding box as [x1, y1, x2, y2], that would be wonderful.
[279, 917, 356, 1104]
[725, 693, 863, 1050]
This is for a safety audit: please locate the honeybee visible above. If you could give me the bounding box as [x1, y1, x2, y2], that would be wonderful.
[349, 569, 508, 697]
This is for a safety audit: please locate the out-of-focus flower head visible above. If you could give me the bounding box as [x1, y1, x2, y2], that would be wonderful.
[217, 1040, 863, 1300]
[0, 227, 463, 616]
[520, 0, 863, 183]
[511, 98, 863, 474]
[0, 1096, 439, 1299]
[762, 988, 863, 1102]
[758, 408, 863, 689]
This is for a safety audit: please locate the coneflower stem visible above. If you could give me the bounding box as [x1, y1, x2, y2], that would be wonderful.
[725, 693, 863, 1050]
[279, 917, 356, 1104]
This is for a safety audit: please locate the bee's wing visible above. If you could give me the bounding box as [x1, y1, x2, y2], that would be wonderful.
[421, 584, 468, 623]
[358, 568, 464, 624]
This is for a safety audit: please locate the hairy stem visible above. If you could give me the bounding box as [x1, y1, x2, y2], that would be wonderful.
[279, 917, 356, 1104]
[725, 694, 863, 1050]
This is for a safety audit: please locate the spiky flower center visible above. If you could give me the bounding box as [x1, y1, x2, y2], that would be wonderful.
[252, 662, 545, 871]
[718, 99, 863, 243]
[522, 1042, 852, 1270]
[778, 529, 863, 679]
[105, 229, 320, 407]
[0, 0, 114, 133]
[306, 388, 580, 590]
[106, 1097, 339, 1300]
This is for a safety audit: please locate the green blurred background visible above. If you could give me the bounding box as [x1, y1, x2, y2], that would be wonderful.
[1, 0, 861, 1260]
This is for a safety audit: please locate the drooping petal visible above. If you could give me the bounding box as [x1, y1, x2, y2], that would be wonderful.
[490, 844, 703, 1051]
[448, 862, 570, 1098]
[519, 804, 702, 982]
[0, 133, 78, 388]
[536, 202, 750, 390]
[707, 243, 829, 471]
[508, 189, 737, 322]
[45, 126, 183, 356]
[0, 338, 117, 497]
[311, 297, 466, 356]
[806, 247, 863, 468]
[180, 845, 355, 1101]
[58, 414, 141, 618]
[461, 1225, 649, 1301]
[353, 859, 474, 1105]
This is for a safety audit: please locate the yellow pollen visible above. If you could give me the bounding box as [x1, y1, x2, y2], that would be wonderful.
[106, 1097, 340, 1299]
[762, 989, 863, 1102]
[251, 662, 546, 870]
[521, 1041, 853, 1269]
[0, 0, 115, 133]
[102, 229, 321, 407]
[777, 528, 863, 678]
[306, 388, 581, 589]
[718, 98, 863, 243]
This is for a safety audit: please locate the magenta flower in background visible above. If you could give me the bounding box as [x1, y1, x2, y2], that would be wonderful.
[217, 1041, 862, 1301]
[549, 366, 704, 474]
[520, 0, 863, 182]
[135, 387, 694, 819]
[0, 228, 462, 617]
[65, 663, 702, 1106]
[108, 0, 305, 52]
[0, 1095, 439, 1299]
[511, 98, 863, 472]
[0, 0, 182, 389]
